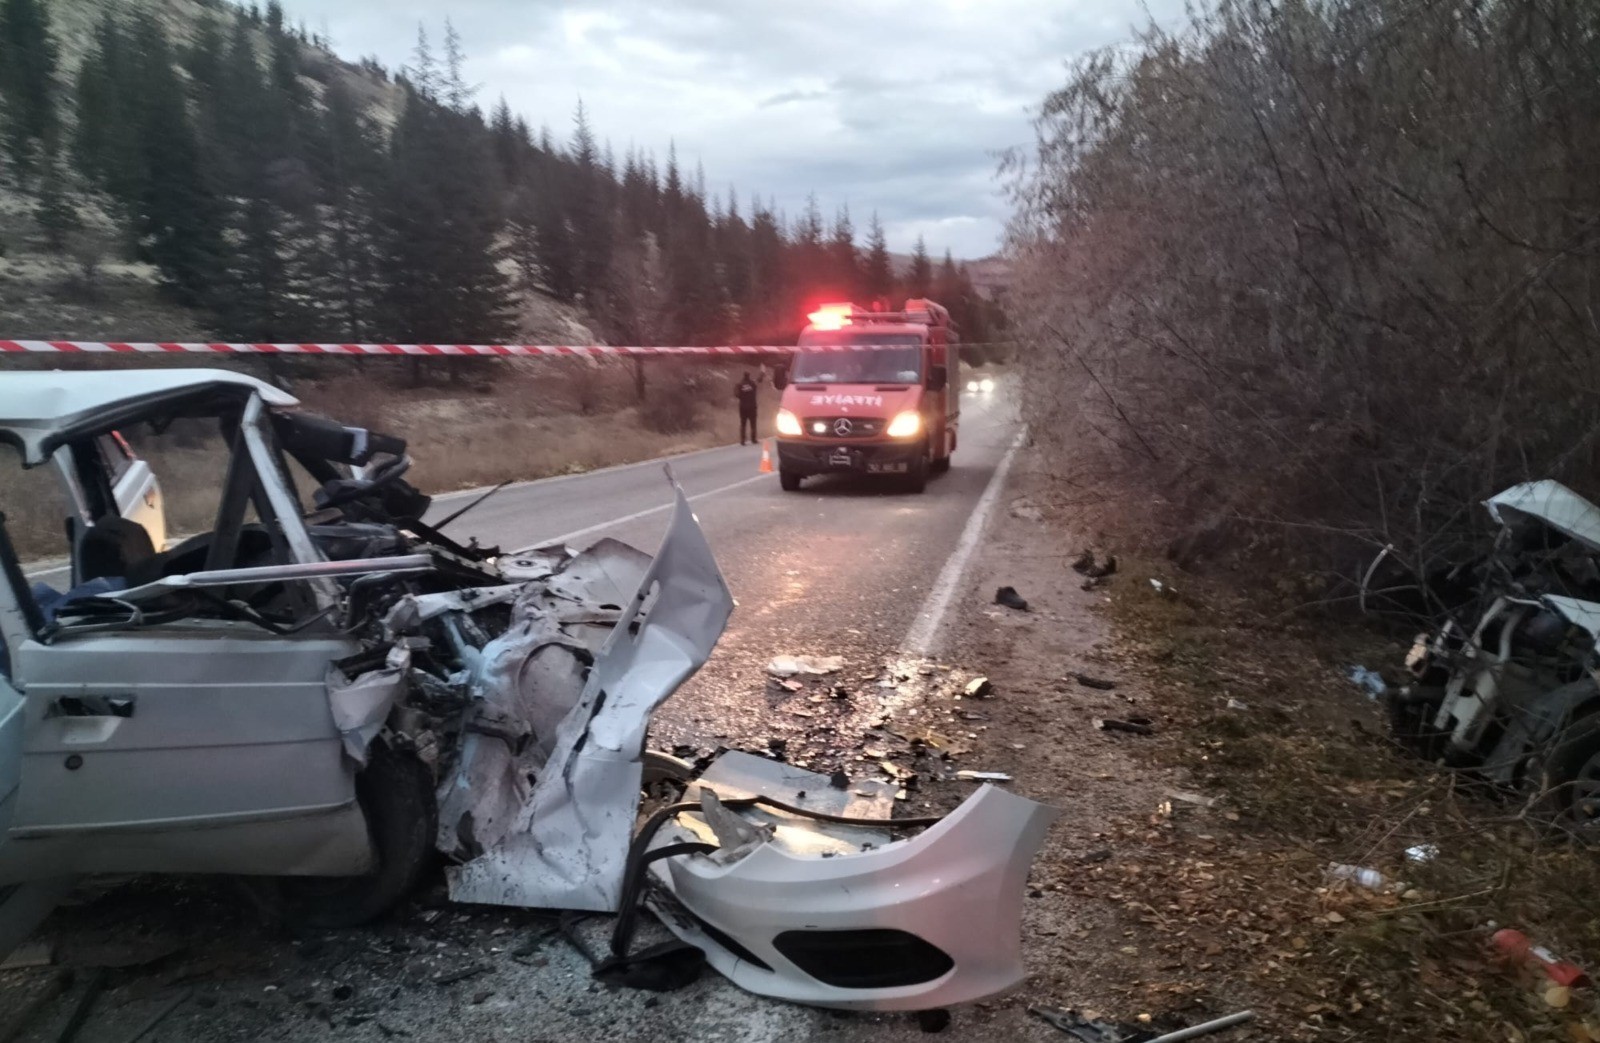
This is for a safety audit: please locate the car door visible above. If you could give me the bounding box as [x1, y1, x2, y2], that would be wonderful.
[1, 394, 368, 884]
[0, 677, 20, 845]
[2, 623, 369, 880]
[96, 433, 166, 550]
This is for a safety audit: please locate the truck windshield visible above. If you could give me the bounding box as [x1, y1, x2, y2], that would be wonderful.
[791, 333, 924, 384]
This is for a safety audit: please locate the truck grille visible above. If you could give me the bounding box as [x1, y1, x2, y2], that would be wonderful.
[804, 416, 883, 438]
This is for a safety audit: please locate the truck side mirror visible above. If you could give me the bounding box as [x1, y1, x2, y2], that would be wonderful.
[773, 367, 789, 390]
[927, 365, 948, 393]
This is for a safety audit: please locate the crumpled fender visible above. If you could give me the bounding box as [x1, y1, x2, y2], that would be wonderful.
[647, 783, 1060, 1010]
[447, 477, 734, 911]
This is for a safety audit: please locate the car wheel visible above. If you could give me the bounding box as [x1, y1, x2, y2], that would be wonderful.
[931, 455, 951, 475]
[276, 743, 438, 928]
[1538, 712, 1600, 840]
[905, 451, 929, 494]
[779, 469, 803, 492]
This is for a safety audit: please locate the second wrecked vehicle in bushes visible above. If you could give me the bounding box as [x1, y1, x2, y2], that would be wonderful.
[1391, 480, 1600, 833]
[0, 369, 1056, 1012]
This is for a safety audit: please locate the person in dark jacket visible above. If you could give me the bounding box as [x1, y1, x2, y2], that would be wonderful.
[736, 371, 761, 445]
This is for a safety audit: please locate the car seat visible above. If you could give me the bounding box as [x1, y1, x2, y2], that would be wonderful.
[77, 517, 158, 586]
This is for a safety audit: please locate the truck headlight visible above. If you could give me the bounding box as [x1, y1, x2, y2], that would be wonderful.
[776, 409, 802, 436]
[886, 411, 921, 438]
[980, 378, 995, 393]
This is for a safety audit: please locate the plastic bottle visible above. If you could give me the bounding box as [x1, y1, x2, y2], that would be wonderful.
[1327, 863, 1386, 889]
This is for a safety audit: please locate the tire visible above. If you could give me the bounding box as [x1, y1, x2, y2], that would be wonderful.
[642, 750, 694, 789]
[1537, 712, 1600, 840]
[779, 469, 803, 492]
[276, 744, 438, 928]
[931, 454, 951, 475]
[905, 451, 929, 494]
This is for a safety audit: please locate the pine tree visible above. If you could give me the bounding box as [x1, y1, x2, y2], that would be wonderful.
[376, 87, 516, 346]
[828, 206, 858, 300]
[863, 212, 893, 305]
[442, 19, 473, 112]
[908, 235, 933, 298]
[0, 0, 60, 174]
[34, 143, 78, 250]
[127, 13, 223, 306]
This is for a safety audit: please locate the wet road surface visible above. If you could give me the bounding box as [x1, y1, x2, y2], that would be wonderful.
[425, 387, 1023, 765]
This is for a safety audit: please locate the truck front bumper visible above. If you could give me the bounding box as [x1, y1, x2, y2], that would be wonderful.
[776, 439, 920, 476]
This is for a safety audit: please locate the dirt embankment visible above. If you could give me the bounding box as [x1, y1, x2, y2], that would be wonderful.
[937, 454, 1600, 1043]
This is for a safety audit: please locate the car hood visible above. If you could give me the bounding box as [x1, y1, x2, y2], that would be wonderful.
[785, 385, 923, 418]
[1486, 480, 1600, 554]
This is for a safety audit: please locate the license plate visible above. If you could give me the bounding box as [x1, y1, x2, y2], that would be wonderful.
[866, 462, 907, 474]
[829, 452, 853, 467]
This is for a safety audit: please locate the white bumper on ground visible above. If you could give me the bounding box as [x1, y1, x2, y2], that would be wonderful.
[646, 752, 1059, 1010]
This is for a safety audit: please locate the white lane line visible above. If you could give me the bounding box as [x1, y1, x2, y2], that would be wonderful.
[508, 473, 769, 555]
[901, 429, 1026, 656]
[431, 440, 747, 504]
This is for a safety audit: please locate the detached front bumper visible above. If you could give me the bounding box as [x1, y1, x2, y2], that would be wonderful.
[645, 752, 1059, 1011]
[776, 439, 920, 477]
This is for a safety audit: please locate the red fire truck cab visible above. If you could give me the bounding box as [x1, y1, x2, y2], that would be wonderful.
[772, 299, 960, 493]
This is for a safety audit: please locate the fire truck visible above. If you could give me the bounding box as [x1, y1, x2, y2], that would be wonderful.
[772, 299, 959, 493]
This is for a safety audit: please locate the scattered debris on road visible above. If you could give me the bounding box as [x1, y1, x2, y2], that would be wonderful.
[1345, 664, 1386, 700]
[1073, 550, 1118, 579]
[1094, 717, 1155, 736]
[994, 585, 1030, 611]
[1073, 673, 1117, 691]
[765, 655, 847, 678]
[955, 770, 1013, 783]
[964, 676, 995, 699]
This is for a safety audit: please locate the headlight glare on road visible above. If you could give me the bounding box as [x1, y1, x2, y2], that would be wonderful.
[966, 380, 979, 392]
[980, 378, 995, 393]
[776, 409, 802, 436]
[886, 411, 922, 438]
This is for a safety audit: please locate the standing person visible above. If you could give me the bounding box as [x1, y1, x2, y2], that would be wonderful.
[736, 370, 761, 445]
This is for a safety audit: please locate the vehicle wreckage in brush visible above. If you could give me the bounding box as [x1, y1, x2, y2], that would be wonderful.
[0, 369, 1057, 1011]
[1388, 480, 1600, 835]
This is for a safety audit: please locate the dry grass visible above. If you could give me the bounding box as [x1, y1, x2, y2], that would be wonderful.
[1094, 560, 1600, 1042]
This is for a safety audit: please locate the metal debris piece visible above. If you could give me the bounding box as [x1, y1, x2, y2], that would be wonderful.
[955, 771, 1012, 782]
[1095, 718, 1154, 736]
[1163, 789, 1216, 808]
[1073, 674, 1117, 691]
[964, 677, 994, 699]
[1145, 1010, 1256, 1042]
[1028, 1006, 1127, 1042]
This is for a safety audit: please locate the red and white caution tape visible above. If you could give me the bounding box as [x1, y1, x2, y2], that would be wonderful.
[0, 340, 912, 356]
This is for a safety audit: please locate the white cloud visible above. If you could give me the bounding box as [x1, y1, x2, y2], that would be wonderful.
[306, 0, 1189, 258]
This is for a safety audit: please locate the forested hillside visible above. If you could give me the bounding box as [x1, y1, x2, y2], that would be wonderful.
[0, 0, 1005, 349]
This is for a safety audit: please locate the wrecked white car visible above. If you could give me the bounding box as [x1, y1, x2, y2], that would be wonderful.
[0, 369, 1056, 1012]
[1393, 480, 1600, 832]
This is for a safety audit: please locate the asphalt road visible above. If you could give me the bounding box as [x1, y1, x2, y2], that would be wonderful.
[424, 386, 1023, 765]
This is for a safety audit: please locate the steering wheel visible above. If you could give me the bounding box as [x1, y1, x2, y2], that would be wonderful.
[316, 455, 414, 512]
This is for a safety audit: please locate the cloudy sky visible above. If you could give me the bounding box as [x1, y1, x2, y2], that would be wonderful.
[294, 0, 1186, 259]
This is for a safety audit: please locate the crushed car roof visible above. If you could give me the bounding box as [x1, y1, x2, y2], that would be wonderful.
[0, 369, 296, 465]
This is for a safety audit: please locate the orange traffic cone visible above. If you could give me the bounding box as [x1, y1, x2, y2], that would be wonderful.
[759, 439, 774, 474]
